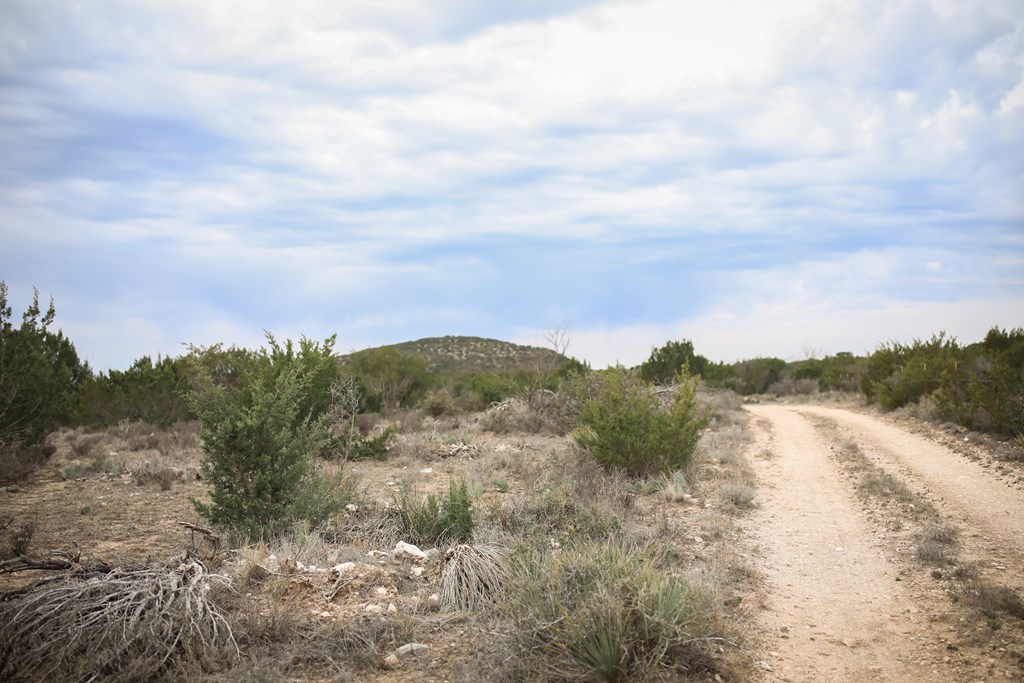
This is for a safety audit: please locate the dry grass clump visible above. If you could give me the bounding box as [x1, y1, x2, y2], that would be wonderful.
[661, 470, 690, 502]
[717, 482, 756, 510]
[0, 440, 56, 483]
[495, 536, 729, 681]
[70, 432, 103, 458]
[0, 554, 238, 682]
[859, 470, 917, 507]
[440, 543, 510, 611]
[134, 458, 180, 490]
[915, 523, 959, 565]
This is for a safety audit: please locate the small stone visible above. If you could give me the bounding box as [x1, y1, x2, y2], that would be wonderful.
[382, 653, 399, 668]
[395, 643, 430, 657]
[364, 604, 383, 614]
[410, 566, 425, 577]
[375, 586, 390, 597]
[395, 541, 428, 560]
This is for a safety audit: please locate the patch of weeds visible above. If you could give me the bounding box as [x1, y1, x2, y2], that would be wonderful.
[492, 488, 620, 544]
[392, 478, 475, 546]
[61, 460, 91, 480]
[9, 521, 35, 556]
[70, 433, 101, 458]
[661, 470, 690, 502]
[134, 459, 180, 490]
[498, 536, 728, 681]
[717, 483, 756, 510]
[859, 470, 918, 508]
[489, 478, 509, 493]
[0, 441, 56, 483]
[92, 456, 124, 476]
[915, 524, 959, 565]
[962, 577, 1024, 621]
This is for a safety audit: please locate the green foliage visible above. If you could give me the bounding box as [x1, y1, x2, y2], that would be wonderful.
[392, 478, 475, 546]
[933, 327, 1024, 435]
[864, 333, 959, 410]
[72, 345, 263, 429]
[573, 366, 709, 478]
[186, 336, 347, 537]
[420, 387, 457, 417]
[74, 355, 192, 428]
[502, 537, 719, 681]
[0, 282, 89, 449]
[347, 347, 431, 412]
[730, 356, 786, 395]
[639, 339, 709, 384]
[263, 333, 340, 425]
[860, 327, 1024, 437]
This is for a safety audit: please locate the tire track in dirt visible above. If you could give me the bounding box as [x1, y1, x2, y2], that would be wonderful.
[792, 406, 1024, 583]
[743, 405, 949, 682]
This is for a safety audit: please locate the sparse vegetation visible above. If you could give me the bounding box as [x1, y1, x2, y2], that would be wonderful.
[391, 478, 475, 546]
[498, 537, 726, 681]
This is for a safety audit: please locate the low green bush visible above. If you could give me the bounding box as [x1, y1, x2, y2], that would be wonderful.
[187, 336, 349, 537]
[573, 366, 708, 477]
[392, 478, 475, 546]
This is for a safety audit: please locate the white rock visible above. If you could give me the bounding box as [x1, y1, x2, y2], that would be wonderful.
[364, 604, 383, 614]
[395, 643, 430, 657]
[388, 602, 397, 614]
[332, 561, 356, 574]
[410, 566, 425, 577]
[345, 503, 359, 513]
[420, 468, 433, 474]
[395, 541, 428, 560]
[375, 586, 390, 597]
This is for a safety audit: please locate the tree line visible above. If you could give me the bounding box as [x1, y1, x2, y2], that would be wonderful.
[2, 281, 1021, 462]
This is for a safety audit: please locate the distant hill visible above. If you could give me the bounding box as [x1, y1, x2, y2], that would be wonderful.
[342, 336, 567, 374]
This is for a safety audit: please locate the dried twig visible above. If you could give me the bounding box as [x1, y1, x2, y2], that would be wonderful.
[178, 520, 221, 555]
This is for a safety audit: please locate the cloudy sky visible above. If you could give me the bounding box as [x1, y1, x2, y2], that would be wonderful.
[1, 0, 1022, 372]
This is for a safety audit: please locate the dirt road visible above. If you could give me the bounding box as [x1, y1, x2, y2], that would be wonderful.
[743, 404, 1024, 683]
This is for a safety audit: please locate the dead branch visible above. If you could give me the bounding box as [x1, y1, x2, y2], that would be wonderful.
[0, 552, 239, 682]
[178, 520, 221, 554]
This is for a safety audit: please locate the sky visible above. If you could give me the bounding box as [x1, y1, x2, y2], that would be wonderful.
[1, 0, 1022, 372]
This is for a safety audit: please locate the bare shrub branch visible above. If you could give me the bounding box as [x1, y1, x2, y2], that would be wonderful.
[0, 553, 239, 682]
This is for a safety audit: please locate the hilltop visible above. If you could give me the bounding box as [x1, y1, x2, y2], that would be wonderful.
[342, 335, 566, 374]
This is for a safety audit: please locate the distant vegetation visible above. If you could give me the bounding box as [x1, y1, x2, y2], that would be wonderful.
[1, 278, 1021, 486]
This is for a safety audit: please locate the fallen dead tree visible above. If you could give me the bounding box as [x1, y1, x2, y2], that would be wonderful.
[0, 552, 239, 682]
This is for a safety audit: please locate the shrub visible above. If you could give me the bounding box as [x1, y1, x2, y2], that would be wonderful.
[392, 478, 475, 546]
[573, 367, 709, 477]
[0, 441, 55, 483]
[0, 282, 89, 453]
[639, 339, 710, 384]
[186, 336, 347, 537]
[501, 537, 722, 681]
[421, 388, 457, 417]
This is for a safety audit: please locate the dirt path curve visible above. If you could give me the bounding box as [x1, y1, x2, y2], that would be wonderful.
[742, 405, 949, 682]
[793, 405, 1024, 576]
